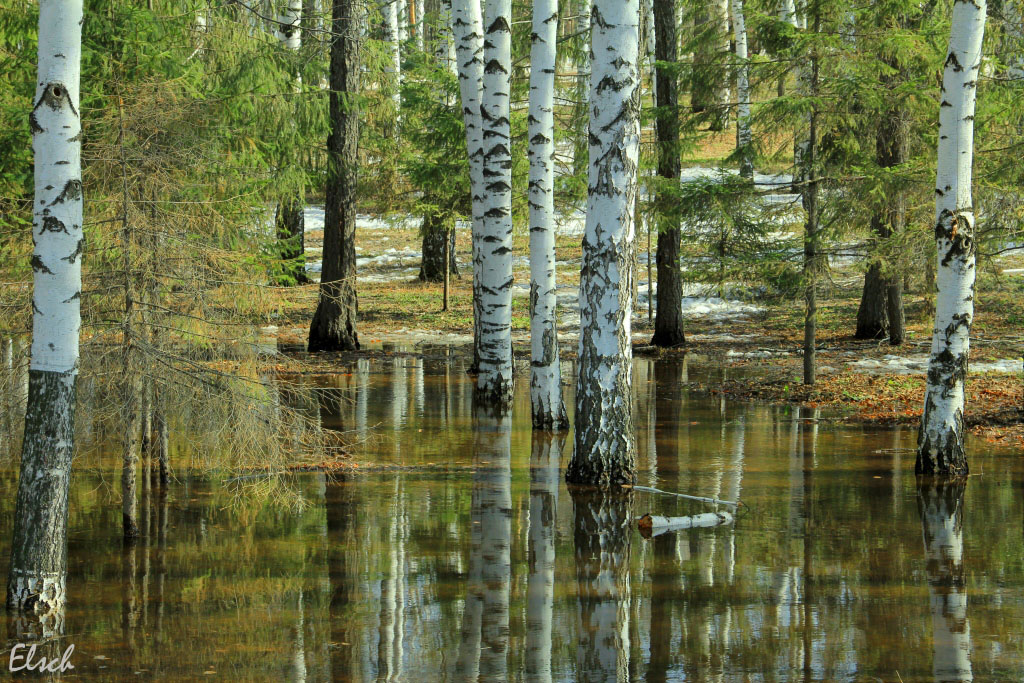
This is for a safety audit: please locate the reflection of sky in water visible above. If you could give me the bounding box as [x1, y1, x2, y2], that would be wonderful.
[0, 354, 1021, 680]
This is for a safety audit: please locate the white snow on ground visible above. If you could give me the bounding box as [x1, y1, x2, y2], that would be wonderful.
[848, 354, 1023, 375]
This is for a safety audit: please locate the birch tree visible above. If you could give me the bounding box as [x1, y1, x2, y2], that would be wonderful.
[475, 0, 514, 404]
[528, 0, 567, 428]
[6, 0, 83, 623]
[383, 0, 402, 115]
[732, 0, 753, 178]
[308, 0, 360, 351]
[566, 0, 640, 486]
[917, 0, 986, 476]
[451, 0, 486, 370]
[650, 0, 685, 348]
[275, 0, 308, 285]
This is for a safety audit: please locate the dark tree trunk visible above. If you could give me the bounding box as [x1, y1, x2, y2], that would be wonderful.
[802, 12, 820, 386]
[856, 80, 908, 344]
[855, 252, 889, 340]
[309, 0, 360, 352]
[651, 0, 685, 348]
[276, 197, 308, 286]
[418, 214, 458, 282]
[327, 477, 360, 681]
[6, 369, 75, 630]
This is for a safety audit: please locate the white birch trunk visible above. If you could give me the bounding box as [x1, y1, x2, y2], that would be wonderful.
[476, 0, 514, 403]
[415, 0, 425, 51]
[732, 0, 753, 178]
[6, 0, 83, 625]
[917, 0, 986, 476]
[644, 0, 656, 108]
[398, 0, 408, 43]
[383, 0, 402, 114]
[451, 0, 486, 370]
[278, 0, 302, 49]
[779, 0, 797, 27]
[566, 0, 641, 486]
[528, 0, 567, 428]
[436, 0, 457, 77]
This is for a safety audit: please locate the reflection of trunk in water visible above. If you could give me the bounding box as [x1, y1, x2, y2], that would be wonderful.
[455, 407, 513, 680]
[327, 477, 362, 681]
[478, 409, 511, 680]
[571, 488, 632, 681]
[918, 478, 973, 682]
[378, 475, 406, 681]
[525, 432, 562, 682]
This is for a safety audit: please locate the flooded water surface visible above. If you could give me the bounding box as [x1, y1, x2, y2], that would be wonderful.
[2, 353, 1024, 681]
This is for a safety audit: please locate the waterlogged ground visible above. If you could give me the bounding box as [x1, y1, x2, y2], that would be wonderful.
[3, 353, 1024, 680]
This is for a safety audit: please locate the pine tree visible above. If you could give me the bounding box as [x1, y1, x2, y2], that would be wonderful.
[308, 0, 361, 351]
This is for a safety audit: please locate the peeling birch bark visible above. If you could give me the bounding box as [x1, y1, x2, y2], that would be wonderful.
[917, 0, 986, 476]
[528, 0, 567, 429]
[566, 0, 640, 486]
[7, 0, 83, 627]
[475, 0, 514, 404]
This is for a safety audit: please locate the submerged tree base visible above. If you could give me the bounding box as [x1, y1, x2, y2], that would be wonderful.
[917, 422, 969, 477]
[7, 369, 76, 621]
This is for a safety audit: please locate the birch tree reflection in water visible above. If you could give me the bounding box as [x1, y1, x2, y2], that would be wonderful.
[526, 433, 562, 682]
[919, 479, 973, 682]
[571, 488, 633, 681]
[457, 405, 512, 679]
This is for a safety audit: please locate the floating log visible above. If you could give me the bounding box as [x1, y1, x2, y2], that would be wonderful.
[637, 511, 734, 538]
[623, 484, 742, 508]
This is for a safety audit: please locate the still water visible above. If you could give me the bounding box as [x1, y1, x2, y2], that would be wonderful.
[2, 351, 1023, 681]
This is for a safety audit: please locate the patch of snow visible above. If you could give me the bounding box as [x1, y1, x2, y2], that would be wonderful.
[848, 354, 1023, 375]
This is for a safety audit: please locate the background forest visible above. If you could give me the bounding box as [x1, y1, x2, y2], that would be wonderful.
[1, 0, 1024, 678]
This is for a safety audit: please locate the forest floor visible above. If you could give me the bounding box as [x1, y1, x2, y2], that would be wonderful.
[266, 211, 1024, 444]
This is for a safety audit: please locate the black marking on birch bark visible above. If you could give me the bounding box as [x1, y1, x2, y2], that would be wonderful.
[61, 239, 83, 263]
[927, 348, 968, 396]
[530, 132, 550, 145]
[68, 131, 81, 142]
[945, 52, 963, 72]
[592, 6, 612, 29]
[55, 160, 69, 165]
[32, 299, 42, 314]
[484, 59, 509, 75]
[486, 17, 510, 34]
[483, 209, 508, 220]
[52, 179, 82, 205]
[30, 255, 52, 274]
[485, 180, 511, 193]
[40, 216, 68, 234]
[29, 113, 44, 133]
[62, 291, 80, 304]
[940, 100, 952, 107]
